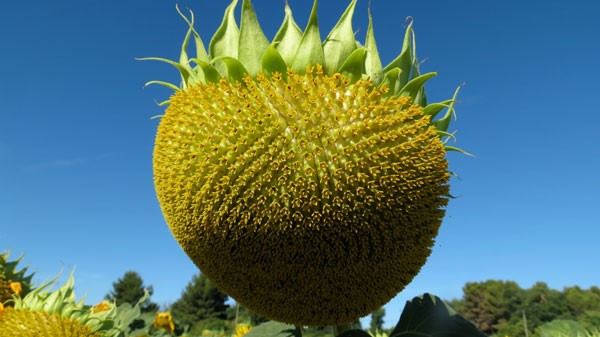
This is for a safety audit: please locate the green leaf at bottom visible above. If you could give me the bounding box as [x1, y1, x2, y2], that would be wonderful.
[390, 293, 488, 337]
[244, 321, 302, 337]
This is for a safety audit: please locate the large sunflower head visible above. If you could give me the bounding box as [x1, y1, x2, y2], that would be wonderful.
[145, 0, 461, 326]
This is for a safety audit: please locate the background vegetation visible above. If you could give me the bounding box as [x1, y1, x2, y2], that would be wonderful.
[103, 271, 600, 337]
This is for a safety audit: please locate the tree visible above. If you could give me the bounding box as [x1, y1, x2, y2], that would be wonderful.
[105, 270, 158, 313]
[454, 280, 524, 335]
[170, 273, 229, 326]
[520, 282, 572, 329]
[370, 307, 385, 332]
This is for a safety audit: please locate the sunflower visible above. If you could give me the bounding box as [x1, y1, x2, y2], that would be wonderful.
[145, 0, 461, 326]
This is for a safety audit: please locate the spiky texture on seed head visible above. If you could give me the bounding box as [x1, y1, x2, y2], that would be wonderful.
[145, 0, 462, 326]
[0, 308, 100, 337]
[5, 272, 149, 337]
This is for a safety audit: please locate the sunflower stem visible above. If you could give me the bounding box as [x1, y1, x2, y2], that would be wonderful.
[332, 324, 352, 336]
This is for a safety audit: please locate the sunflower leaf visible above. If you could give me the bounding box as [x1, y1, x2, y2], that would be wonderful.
[244, 321, 301, 337]
[390, 293, 486, 337]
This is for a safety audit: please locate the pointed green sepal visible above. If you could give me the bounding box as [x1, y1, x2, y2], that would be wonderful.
[273, 3, 303, 66]
[398, 72, 436, 101]
[212, 56, 249, 83]
[423, 99, 454, 119]
[291, 0, 324, 74]
[239, 0, 270, 76]
[337, 47, 367, 83]
[365, 9, 383, 84]
[445, 145, 474, 157]
[144, 80, 181, 92]
[136, 57, 200, 89]
[192, 59, 222, 83]
[384, 19, 414, 87]
[176, 5, 209, 64]
[262, 44, 288, 78]
[432, 85, 461, 132]
[323, 0, 357, 75]
[210, 0, 240, 59]
[379, 68, 401, 97]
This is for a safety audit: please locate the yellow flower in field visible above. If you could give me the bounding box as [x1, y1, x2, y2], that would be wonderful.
[0, 302, 4, 313]
[10, 282, 22, 296]
[153, 312, 175, 332]
[234, 325, 253, 337]
[92, 301, 111, 313]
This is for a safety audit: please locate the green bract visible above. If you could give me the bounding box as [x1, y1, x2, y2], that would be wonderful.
[141, 0, 460, 137]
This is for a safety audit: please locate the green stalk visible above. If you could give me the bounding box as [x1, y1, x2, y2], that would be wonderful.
[332, 324, 353, 336]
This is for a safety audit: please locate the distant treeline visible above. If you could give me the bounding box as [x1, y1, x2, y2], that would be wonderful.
[447, 280, 600, 337]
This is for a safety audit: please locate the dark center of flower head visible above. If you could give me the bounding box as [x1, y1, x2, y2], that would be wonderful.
[154, 66, 450, 326]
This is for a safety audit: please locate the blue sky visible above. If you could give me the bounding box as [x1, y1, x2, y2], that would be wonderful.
[1, 0, 599, 328]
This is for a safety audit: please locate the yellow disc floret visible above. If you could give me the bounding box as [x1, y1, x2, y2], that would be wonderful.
[0, 308, 100, 337]
[154, 67, 450, 325]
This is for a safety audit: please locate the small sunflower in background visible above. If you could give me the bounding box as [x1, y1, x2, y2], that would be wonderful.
[0, 251, 35, 305]
[234, 324, 253, 337]
[153, 312, 176, 332]
[145, 0, 462, 326]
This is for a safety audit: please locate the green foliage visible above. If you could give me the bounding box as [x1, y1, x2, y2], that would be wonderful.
[227, 304, 269, 326]
[522, 282, 573, 329]
[170, 273, 229, 326]
[243, 321, 300, 337]
[369, 307, 385, 332]
[537, 319, 587, 337]
[454, 280, 524, 335]
[580, 310, 600, 331]
[105, 270, 159, 313]
[452, 281, 600, 337]
[565, 286, 600, 319]
[189, 317, 227, 336]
